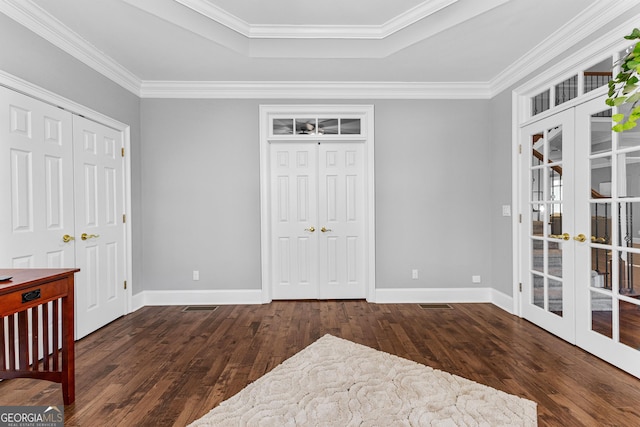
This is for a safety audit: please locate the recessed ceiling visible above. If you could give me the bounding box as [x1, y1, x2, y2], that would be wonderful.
[171, 0, 461, 38]
[2, 0, 631, 98]
[122, 0, 510, 58]
[196, 0, 435, 27]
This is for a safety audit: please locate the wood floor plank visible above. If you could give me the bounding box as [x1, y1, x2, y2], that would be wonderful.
[0, 301, 639, 426]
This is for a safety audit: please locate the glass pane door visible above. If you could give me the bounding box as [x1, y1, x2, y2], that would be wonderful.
[521, 109, 576, 342]
[575, 95, 640, 378]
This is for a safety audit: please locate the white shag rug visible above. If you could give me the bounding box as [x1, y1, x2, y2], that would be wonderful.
[189, 335, 537, 426]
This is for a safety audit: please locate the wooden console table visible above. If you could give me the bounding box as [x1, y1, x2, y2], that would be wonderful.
[0, 268, 79, 405]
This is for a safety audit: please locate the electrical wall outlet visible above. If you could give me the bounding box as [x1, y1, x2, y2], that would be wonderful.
[193, 270, 200, 281]
[412, 269, 418, 279]
[472, 275, 481, 284]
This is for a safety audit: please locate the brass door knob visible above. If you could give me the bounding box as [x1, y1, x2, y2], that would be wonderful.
[304, 226, 315, 233]
[591, 236, 607, 243]
[321, 227, 332, 233]
[549, 233, 570, 240]
[573, 234, 586, 242]
[62, 234, 75, 243]
[81, 233, 100, 240]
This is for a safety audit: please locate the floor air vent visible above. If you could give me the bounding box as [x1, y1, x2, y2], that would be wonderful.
[419, 304, 453, 309]
[182, 305, 218, 312]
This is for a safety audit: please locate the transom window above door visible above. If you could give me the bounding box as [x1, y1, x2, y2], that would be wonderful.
[272, 117, 362, 136]
[530, 56, 616, 117]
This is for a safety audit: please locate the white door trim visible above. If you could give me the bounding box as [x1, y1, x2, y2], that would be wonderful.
[0, 69, 133, 314]
[259, 104, 375, 302]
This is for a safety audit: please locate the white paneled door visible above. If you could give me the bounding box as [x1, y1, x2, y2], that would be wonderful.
[0, 86, 75, 269]
[0, 86, 126, 339]
[271, 142, 318, 299]
[270, 141, 366, 299]
[317, 142, 365, 299]
[72, 116, 126, 339]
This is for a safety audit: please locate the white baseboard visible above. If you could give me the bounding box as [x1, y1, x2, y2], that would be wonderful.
[490, 289, 515, 314]
[131, 289, 263, 311]
[130, 287, 514, 314]
[374, 287, 514, 314]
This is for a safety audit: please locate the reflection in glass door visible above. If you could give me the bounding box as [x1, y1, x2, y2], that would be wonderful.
[521, 109, 576, 343]
[576, 96, 640, 378]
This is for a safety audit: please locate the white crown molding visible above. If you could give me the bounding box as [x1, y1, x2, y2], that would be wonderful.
[0, 0, 141, 96]
[377, 0, 457, 39]
[248, 24, 381, 40]
[488, 0, 640, 97]
[173, 0, 251, 37]
[174, 0, 458, 40]
[139, 80, 493, 99]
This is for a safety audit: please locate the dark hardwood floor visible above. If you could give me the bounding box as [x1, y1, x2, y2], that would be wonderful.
[1, 301, 639, 426]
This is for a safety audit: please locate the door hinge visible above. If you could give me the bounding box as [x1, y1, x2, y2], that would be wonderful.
[519, 144, 522, 154]
[124, 280, 127, 290]
[121, 147, 125, 157]
[123, 214, 126, 223]
[519, 214, 522, 223]
[519, 282, 522, 292]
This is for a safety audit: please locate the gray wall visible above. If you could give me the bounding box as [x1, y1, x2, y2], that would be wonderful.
[489, 90, 515, 296]
[0, 14, 143, 293]
[140, 99, 495, 292]
[374, 100, 493, 289]
[15, 8, 623, 298]
[140, 99, 262, 291]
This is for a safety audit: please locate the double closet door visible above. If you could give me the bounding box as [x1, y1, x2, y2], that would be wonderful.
[520, 94, 640, 378]
[270, 141, 366, 299]
[0, 86, 126, 339]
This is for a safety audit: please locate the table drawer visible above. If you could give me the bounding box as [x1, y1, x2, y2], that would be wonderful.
[0, 279, 69, 316]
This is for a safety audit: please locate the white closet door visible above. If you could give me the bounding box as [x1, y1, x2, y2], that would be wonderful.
[270, 142, 319, 299]
[73, 115, 126, 339]
[0, 87, 127, 339]
[270, 141, 366, 300]
[318, 142, 366, 299]
[0, 86, 75, 268]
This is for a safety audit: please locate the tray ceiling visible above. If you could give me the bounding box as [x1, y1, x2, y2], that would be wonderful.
[2, 0, 635, 97]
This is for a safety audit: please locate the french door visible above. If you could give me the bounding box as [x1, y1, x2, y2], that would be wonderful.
[521, 109, 576, 343]
[520, 94, 640, 378]
[574, 96, 640, 378]
[270, 141, 366, 299]
[0, 86, 127, 339]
